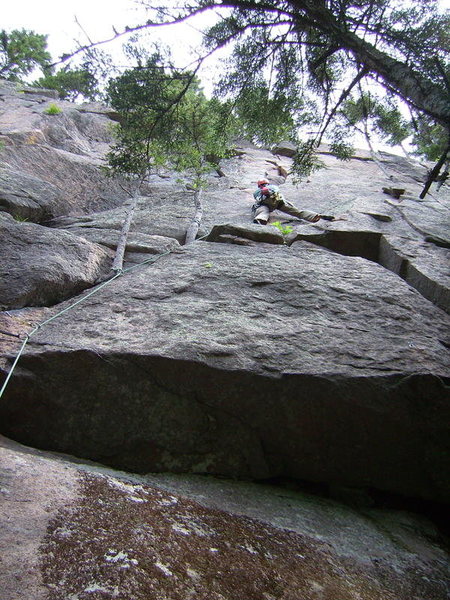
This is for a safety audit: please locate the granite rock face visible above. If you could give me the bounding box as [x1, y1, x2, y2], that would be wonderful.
[0, 80, 449, 505]
[1, 241, 449, 503]
[0, 80, 129, 219]
[1, 78, 450, 600]
[0, 166, 63, 222]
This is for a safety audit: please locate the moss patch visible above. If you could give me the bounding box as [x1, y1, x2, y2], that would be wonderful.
[39, 472, 448, 599]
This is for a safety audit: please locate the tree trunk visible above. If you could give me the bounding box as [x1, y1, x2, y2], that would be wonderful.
[185, 188, 204, 244]
[111, 189, 140, 272]
[286, 0, 450, 128]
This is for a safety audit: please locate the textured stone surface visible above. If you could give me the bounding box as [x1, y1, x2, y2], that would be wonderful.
[0, 437, 78, 600]
[50, 189, 195, 244]
[0, 212, 113, 309]
[1, 81, 450, 600]
[0, 166, 64, 222]
[379, 235, 450, 313]
[1, 241, 449, 502]
[1, 436, 449, 600]
[1, 80, 449, 506]
[0, 80, 129, 219]
[47, 219, 182, 264]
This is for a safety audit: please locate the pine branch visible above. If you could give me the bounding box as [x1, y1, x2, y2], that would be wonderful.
[316, 66, 369, 147]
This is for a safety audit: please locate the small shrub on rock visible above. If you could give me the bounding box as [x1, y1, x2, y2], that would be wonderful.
[44, 103, 62, 115]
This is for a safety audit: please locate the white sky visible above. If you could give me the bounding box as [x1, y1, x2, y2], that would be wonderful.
[2, 0, 216, 72]
[4, 1, 145, 56]
[3, 0, 449, 79]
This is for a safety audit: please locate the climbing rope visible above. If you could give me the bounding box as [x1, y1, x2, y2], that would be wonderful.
[0, 240, 195, 401]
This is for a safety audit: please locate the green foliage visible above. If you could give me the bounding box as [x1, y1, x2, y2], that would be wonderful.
[34, 66, 99, 101]
[411, 117, 449, 161]
[230, 85, 304, 146]
[291, 140, 325, 180]
[193, 0, 450, 167]
[0, 29, 51, 80]
[105, 50, 239, 184]
[374, 105, 412, 147]
[272, 221, 293, 237]
[342, 93, 412, 147]
[212, 23, 317, 148]
[340, 90, 450, 160]
[44, 103, 62, 115]
[329, 134, 354, 162]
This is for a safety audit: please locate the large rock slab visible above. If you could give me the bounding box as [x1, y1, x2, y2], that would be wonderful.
[0, 166, 64, 222]
[1, 79, 450, 514]
[0, 80, 112, 153]
[0, 144, 128, 222]
[265, 146, 450, 246]
[0, 80, 129, 218]
[1, 436, 449, 600]
[0, 212, 113, 309]
[50, 190, 194, 244]
[387, 195, 450, 246]
[1, 242, 449, 502]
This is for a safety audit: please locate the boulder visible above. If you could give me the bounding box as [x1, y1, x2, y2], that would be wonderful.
[0, 166, 64, 222]
[1, 436, 449, 600]
[0, 212, 113, 309]
[1, 241, 449, 503]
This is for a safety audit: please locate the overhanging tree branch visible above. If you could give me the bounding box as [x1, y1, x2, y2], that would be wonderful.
[201, 0, 450, 127]
[315, 66, 368, 146]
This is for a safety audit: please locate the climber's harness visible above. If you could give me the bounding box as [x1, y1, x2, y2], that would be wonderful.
[252, 190, 284, 214]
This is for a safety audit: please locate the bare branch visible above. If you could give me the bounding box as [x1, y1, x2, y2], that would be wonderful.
[316, 66, 369, 146]
[50, 4, 215, 68]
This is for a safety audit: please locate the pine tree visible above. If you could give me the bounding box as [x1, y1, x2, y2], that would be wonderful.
[105, 50, 238, 259]
[138, 0, 449, 184]
[0, 29, 51, 80]
[34, 65, 99, 102]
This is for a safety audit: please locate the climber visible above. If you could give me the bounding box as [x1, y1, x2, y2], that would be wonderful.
[252, 179, 334, 224]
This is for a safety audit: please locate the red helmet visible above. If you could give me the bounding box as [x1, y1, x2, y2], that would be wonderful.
[257, 178, 269, 186]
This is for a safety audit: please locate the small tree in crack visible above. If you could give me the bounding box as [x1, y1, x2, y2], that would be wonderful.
[105, 48, 237, 266]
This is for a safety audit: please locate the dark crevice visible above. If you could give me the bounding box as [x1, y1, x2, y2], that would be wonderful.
[289, 230, 382, 263]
